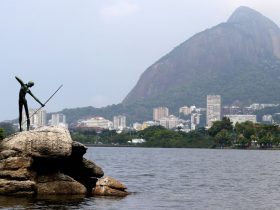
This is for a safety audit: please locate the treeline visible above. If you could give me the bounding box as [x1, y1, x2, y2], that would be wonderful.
[0, 122, 16, 140]
[71, 118, 280, 149]
[70, 126, 215, 148]
[1, 118, 280, 149]
[208, 117, 280, 148]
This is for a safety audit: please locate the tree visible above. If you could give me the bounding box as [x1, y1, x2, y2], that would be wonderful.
[208, 117, 233, 137]
[0, 122, 15, 137]
[235, 134, 250, 148]
[235, 121, 256, 139]
[0, 128, 4, 140]
[215, 129, 232, 147]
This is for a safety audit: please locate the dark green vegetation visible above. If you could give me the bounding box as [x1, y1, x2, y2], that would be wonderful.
[70, 126, 215, 148]
[138, 126, 215, 148]
[208, 117, 280, 149]
[0, 129, 4, 140]
[71, 118, 280, 149]
[0, 122, 16, 140]
[70, 127, 134, 145]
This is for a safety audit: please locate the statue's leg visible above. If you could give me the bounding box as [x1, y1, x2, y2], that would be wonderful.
[23, 100, 30, 131]
[19, 101, 23, 132]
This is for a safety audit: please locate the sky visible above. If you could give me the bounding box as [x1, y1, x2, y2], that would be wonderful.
[1, 0, 280, 121]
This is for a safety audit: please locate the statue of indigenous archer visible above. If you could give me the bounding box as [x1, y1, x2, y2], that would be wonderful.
[15, 76, 45, 131]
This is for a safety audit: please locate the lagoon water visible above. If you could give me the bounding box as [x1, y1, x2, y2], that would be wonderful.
[1, 147, 280, 209]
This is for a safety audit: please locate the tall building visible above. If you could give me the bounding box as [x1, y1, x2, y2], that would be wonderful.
[191, 113, 200, 130]
[153, 107, 169, 121]
[159, 115, 179, 129]
[206, 95, 221, 128]
[113, 115, 126, 130]
[22, 108, 47, 129]
[51, 113, 67, 127]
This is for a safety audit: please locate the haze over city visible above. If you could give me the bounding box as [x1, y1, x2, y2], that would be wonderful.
[1, 0, 280, 121]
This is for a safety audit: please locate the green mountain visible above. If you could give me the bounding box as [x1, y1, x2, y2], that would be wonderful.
[123, 6, 280, 107]
[62, 6, 280, 124]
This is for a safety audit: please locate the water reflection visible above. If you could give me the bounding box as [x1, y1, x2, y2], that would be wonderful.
[0, 194, 127, 210]
[0, 195, 33, 209]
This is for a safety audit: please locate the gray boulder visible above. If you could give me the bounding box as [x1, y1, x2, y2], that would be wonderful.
[1, 126, 72, 158]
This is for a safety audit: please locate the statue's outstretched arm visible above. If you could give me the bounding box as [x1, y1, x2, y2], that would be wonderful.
[15, 76, 25, 86]
[28, 91, 45, 107]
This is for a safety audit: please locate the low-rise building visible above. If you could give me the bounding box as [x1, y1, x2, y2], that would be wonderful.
[262, 115, 273, 123]
[225, 115, 257, 126]
[179, 106, 192, 115]
[78, 117, 112, 129]
[130, 139, 146, 144]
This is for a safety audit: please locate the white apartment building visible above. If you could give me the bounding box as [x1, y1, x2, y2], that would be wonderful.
[79, 117, 113, 129]
[191, 113, 200, 130]
[133, 122, 143, 131]
[113, 115, 126, 130]
[51, 113, 67, 127]
[206, 95, 221, 128]
[179, 106, 191, 115]
[159, 115, 180, 129]
[153, 107, 169, 121]
[262, 114, 273, 123]
[22, 108, 47, 129]
[225, 115, 257, 126]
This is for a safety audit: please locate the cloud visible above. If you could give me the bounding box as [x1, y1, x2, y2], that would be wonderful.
[100, 1, 139, 19]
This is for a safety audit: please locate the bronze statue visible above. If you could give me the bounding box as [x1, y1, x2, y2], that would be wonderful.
[15, 76, 44, 131]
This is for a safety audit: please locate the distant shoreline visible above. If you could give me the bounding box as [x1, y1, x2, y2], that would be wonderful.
[83, 144, 280, 150]
[84, 144, 137, 148]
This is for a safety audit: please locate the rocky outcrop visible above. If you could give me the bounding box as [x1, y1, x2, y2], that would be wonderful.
[0, 126, 128, 197]
[92, 176, 129, 197]
[1, 126, 72, 157]
[36, 173, 87, 195]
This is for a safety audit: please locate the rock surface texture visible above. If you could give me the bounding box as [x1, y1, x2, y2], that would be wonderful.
[92, 176, 129, 197]
[0, 126, 128, 197]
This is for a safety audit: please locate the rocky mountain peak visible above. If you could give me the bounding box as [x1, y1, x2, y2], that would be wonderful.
[122, 6, 280, 109]
[227, 6, 267, 24]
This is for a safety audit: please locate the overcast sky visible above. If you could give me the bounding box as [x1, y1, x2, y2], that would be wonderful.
[1, 0, 280, 121]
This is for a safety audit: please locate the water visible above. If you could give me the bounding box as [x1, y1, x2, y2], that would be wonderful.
[1, 148, 280, 209]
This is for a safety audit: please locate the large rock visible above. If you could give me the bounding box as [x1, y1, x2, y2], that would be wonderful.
[0, 126, 128, 197]
[37, 173, 87, 195]
[92, 176, 129, 197]
[0, 168, 35, 180]
[96, 176, 127, 190]
[0, 156, 35, 180]
[0, 179, 36, 195]
[71, 141, 87, 158]
[81, 158, 104, 178]
[0, 157, 33, 170]
[0, 126, 72, 157]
